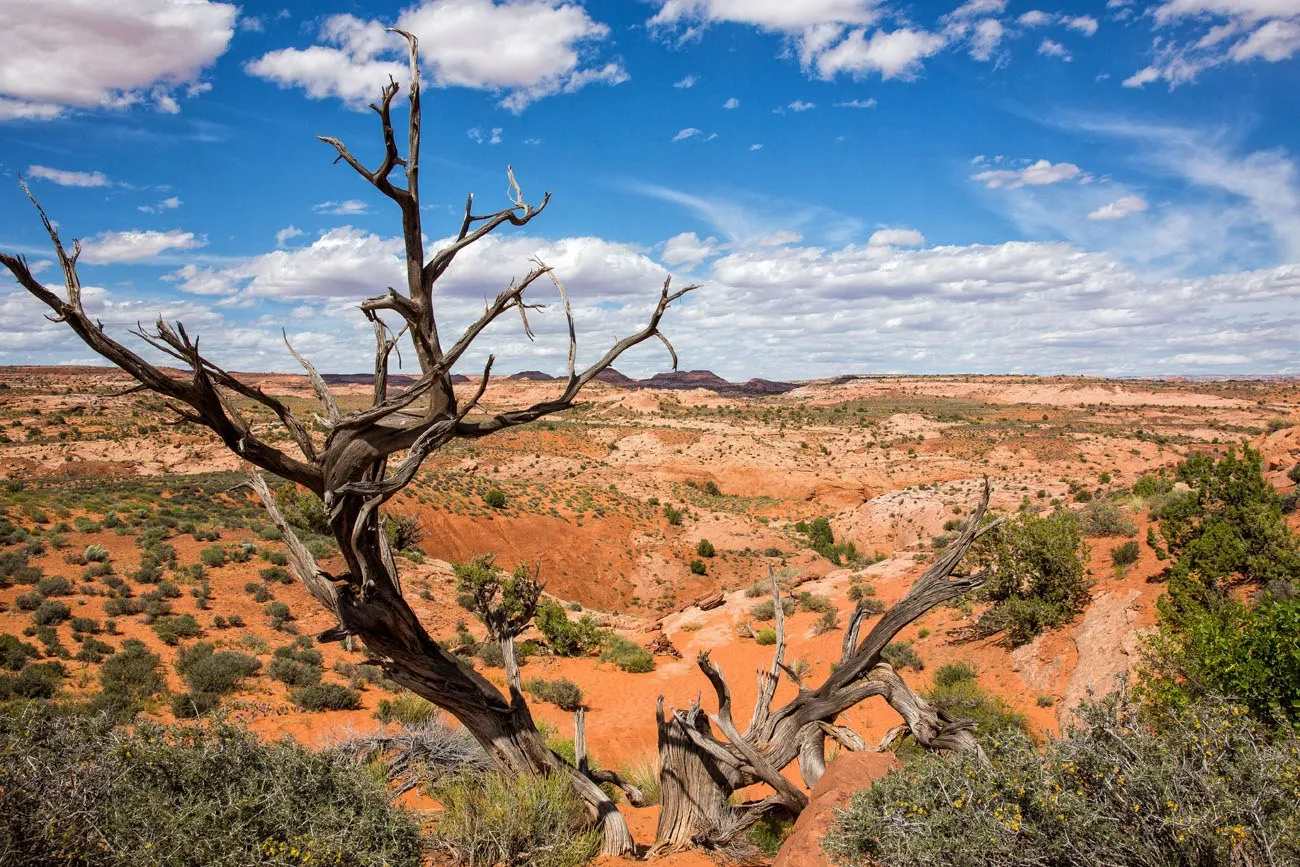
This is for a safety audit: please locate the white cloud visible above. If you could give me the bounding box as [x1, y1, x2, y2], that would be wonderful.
[673, 74, 698, 88]
[673, 127, 704, 142]
[972, 158, 1084, 189]
[812, 27, 947, 79]
[166, 227, 667, 303]
[1064, 15, 1099, 36]
[0, 0, 236, 120]
[722, 97, 740, 109]
[835, 98, 877, 108]
[648, 0, 881, 33]
[967, 19, 1006, 61]
[750, 143, 764, 151]
[661, 231, 719, 267]
[138, 196, 182, 214]
[468, 126, 503, 145]
[81, 229, 206, 264]
[26, 165, 111, 188]
[276, 225, 304, 247]
[247, 1, 627, 113]
[1088, 195, 1150, 221]
[1038, 39, 1072, 60]
[756, 230, 804, 246]
[1018, 10, 1053, 26]
[313, 200, 371, 216]
[868, 228, 926, 246]
[787, 100, 816, 111]
[1124, 0, 1300, 88]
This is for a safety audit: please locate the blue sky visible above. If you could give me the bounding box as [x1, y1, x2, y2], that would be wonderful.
[2, 0, 1299, 379]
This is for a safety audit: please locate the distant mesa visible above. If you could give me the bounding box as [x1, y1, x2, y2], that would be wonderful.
[593, 368, 638, 387]
[508, 370, 557, 381]
[315, 366, 796, 396]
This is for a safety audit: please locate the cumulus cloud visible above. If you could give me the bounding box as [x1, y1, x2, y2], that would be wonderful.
[164, 227, 667, 304]
[1064, 15, 1099, 36]
[1124, 0, 1300, 88]
[835, 98, 877, 108]
[672, 127, 704, 142]
[1038, 38, 1072, 60]
[275, 225, 304, 247]
[138, 196, 182, 214]
[247, 1, 628, 113]
[661, 231, 719, 267]
[787, 100, 816, 111]
[313, 200, 371, 215]
[0, 0, 235, 120]
[972, 158, 1084, 189]
[1018, 10, 1053, 27]
[673, 74, 698, 88]
[722, 97, 739, 108]
[80, 230, 206, 264]
[868, 228, 926, 246]
[26, 166, 111, 187]
[468, 127, 503, 144]
[1088, 195, 1150, 221]
[811, 28, 947, 79]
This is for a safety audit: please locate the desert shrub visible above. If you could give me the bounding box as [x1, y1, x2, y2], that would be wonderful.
[798, 516, 860, 565]
[259, 565, 293, 584]
[199, 545, 228, 568]
[375, 692, 438, 727]
[523, 677, 585, 711]
[755, 627, 777, 645]
[83, 544, 109, 563]
[847, 582, 877, 602]
[973, 511, 1089, 646]
[931, 661, 978, 688]
[68, 615, 100, 635]
[265, 600, 293, 629]
[813, 608, 841, 634]
[1132, 473, 1174, 499]
[695, 538, 716, 558]
[170, 690, 220, 718]
[0, 661, 66, 700]
[881, 640, 923, 671]
[268, 655, 323, 687]
[483, 488, 507, 509]
[15, 592, 43, 611]
[36, 575, 73, 597]
[750, 597, 796, 621]
[175, 642, 261, 695]
[0, 635, 40, 671]
[1288, 463, 1300, 485]
[535, 600, 608, 656]
[600, 634, 655, 673]
[1037, 694, 1055, 707]
[688, 559, 707, 575]
[661, 505, 683, 527]
[826, 695, 1300, 867]
[1079, 499, 1137, 537]
[432, 771, 599, 867]
[151, 614, 201, 646]
[95, 639, 164, 718]
[74, 636, 114, 664]
[385, 513, 424, 551]
[747, 814, 796, 857]
[0, 705, 423, 865]
[275, 483, 332, 536]
[474, 641, 505, 668]
[1111, 540, 1140, 567]
[31, 600, 70, 626]
[292, 682, 362, 711]
[797, 591, 833, 613]
[245, 581, 273, 602]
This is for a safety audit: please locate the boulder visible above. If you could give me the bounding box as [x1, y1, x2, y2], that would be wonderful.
[773, 751, 899, 867]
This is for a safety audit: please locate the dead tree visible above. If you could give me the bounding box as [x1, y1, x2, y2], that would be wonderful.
[653, 483, 998, 852]
[0, 30, 694, 857]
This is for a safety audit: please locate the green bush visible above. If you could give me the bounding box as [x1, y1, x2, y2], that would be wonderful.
[0, 705, 423, 865]
[1111, 540, 1140, 567]
[0, 661, 66, 700]
[275, 483, 332, 536]
[695, 538, 716, 558]
[151, 614, 201, 646]
[750, 597, 795, 621]
[881, 640, 923, 671]
[292, 682, 362, 711]
[827, 695, 1300, 867]
[432, 771, 599, 867]
[484, 489, 507, 509]
[812, 608, 841, 634]
[199, 545, 228, 568]
[797, 591, 833, 613]
[95, 639, 164, 719]
[375, 692, 438, 727]
[175, 642, 261, 695]
[265, 600, 293, 629]
[688, 559, 707, 575]
[170, 690, 220, 718]
[973, 511, 1089, 646]
[600, 634, 655, 673]
[931, 661, 978, 688]
[35, 575, 72, 596]
[268, 655, 322, 687]
[755, 627, 777, 645]
[0, 635, 40, 671]
[83, 544, 109, 563]
[31, 600, 70, 626]
[1079, 499, 1137, 537]
[535, 600, 608, 656]
[523, 677, 585, 711]
[663, 504, 683, 525]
